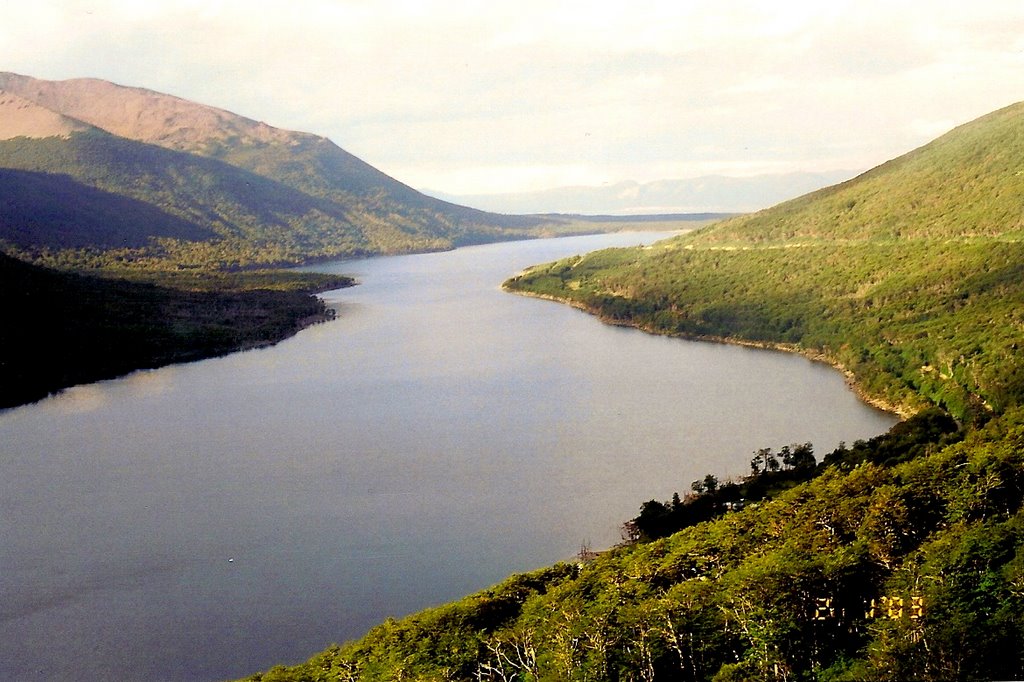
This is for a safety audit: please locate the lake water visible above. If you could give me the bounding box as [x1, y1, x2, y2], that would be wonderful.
[0, 232, 897, 681]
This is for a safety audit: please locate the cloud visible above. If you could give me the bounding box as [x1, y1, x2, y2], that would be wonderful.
[4, 1, 1024, 194]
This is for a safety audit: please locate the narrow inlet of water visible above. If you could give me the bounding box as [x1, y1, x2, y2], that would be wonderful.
[0, 232, 896, 681]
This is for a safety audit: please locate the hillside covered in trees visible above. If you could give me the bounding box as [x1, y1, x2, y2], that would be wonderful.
[246, 409, 1024, 682]
[242, 102, 1024, 681]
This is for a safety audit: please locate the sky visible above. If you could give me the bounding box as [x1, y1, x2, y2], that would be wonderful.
[4, 0, 1024, 196]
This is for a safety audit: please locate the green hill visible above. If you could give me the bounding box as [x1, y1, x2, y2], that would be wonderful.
[0, 130, 376, 267]
[243, 103, 1024, 681]
[506, 102, 1024, 420]
[688, 101, 1024, 244]
[0, 134, 368, 404]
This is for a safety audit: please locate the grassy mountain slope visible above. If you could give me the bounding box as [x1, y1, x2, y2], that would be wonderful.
[687, 101, 1024, 244]
[0, 252, 350, 409]
[506, 102, 1024, 420]
[242, 102, 1024, 681]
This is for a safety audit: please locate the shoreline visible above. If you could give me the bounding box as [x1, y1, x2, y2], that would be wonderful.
[0, 277, 356, 412]
[503, 285, 914, 420]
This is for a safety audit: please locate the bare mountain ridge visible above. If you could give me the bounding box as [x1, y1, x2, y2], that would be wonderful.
[0, 71, 307, 153]
[0, 90, 95, 140]
[0, 71, 423, 204]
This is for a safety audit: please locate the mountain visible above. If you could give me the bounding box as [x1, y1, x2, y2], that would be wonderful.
[240, 100, 1024, 681]
[0, 130, 379, 265]
[0, 71, 310, 153]
[0, 72, 560, 268]
[0, 73, 509, 219]
[0, 72, 712, 405]
[426, 170, 858, 215]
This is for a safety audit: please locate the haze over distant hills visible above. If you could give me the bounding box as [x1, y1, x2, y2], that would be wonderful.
[425, 170, 858, 215]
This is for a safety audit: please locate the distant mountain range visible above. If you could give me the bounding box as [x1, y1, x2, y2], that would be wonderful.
[0, 72, 556, 268]
[425, 171, 858, 216]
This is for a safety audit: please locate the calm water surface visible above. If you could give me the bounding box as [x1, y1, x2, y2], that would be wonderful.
[0, 232, 896, 681]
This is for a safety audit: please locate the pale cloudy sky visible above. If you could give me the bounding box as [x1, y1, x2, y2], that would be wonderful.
[4, 0, 1024, 194]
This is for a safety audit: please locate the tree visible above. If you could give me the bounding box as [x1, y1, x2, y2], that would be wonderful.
[752, 448, 780, 475]
[782, 443, 815, 471]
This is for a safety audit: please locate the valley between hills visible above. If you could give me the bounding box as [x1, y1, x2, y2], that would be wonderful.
[0, 72, 711, 408]
[5, 71, 1024, 681]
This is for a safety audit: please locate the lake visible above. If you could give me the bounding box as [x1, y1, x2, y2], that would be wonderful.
[0, 232, 897, 681]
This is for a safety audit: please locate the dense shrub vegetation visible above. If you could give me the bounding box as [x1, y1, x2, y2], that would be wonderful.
[507, 237, 1024, 421]
[243, 409, 1024, 682]
[626, 408, 962, 543]
[506, 102, 1024, 422]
